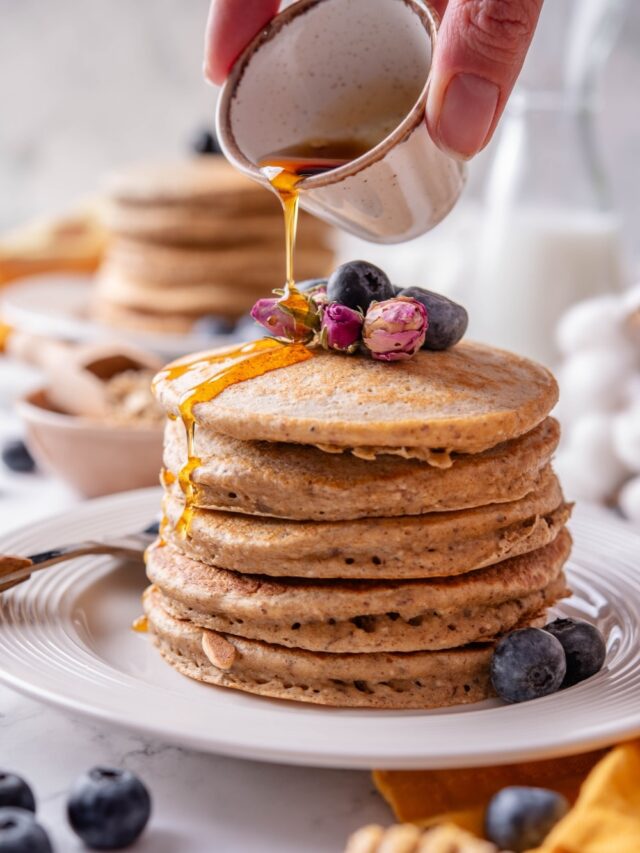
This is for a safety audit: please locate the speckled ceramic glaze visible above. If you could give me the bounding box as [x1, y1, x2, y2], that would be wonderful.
[216, 0, 466, 244]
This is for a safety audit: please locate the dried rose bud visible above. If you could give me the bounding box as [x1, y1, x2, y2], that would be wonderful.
[362, 297, 428, 361]
[250, 296, 319, 342]
[299, 279, 329, 308]
[308, 284, 329, 309]
[320, 302, 363, 353]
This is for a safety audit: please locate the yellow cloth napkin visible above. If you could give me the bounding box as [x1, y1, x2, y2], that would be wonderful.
[374, 740, 640, 850]
[532, 740, 640, 852]
[373, 749, 607, 836]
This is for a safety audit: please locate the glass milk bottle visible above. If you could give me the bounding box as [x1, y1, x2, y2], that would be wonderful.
[468, 0, 628, 367]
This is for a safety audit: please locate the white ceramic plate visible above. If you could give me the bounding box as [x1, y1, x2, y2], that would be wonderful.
[0, 488, 639, 769]
[1, 276, 240, 360]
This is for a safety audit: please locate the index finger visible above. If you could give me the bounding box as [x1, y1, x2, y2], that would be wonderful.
[204, 0, 281, 84]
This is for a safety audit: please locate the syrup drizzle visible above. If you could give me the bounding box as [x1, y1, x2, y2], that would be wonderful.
[131, 615, 148, 633]
[156, 339, 313, 536]
[258, 138, 369, 320]
[157, 141, 367, 540]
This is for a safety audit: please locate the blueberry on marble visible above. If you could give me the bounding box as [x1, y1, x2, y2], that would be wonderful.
[67, 768, 151, 850]
[0, 774, 35, 813]
[485, 786, 569, 852]
[1, 441, 35, 474]
[544, 618, 606, 687]
[490, 627, 566, 703]
[190, 128, 223, 155]
[0, 808, 53, 853]
[327, 261, 394, 312]
[395, 286, 468, 350]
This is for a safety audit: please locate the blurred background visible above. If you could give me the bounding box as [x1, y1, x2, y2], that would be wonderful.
[1, 0, 639, 520]
[1, 0, 638, 255]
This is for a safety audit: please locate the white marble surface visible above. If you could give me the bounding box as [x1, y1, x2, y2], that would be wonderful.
[0, 395, 389, 852]
[0, 687, 388, 851]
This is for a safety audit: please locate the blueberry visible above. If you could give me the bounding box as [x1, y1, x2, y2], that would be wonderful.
[327, 261, 394, 312]
[395, 286, 468, 350]
[190, 128, 223, 156]
[0, 774, 35, 813]
[0, 808, 53, 853]
[192, 315, 236, 337]
[67, 768, 151, 850]
[235, 313, 266, 341]
[491, 627, 566, 703]
[485, 786, 569, 852]
[1, 441, 35, 474]
[544, 618, 606, 687]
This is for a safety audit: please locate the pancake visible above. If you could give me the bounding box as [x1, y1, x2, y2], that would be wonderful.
[96, 260, 332, 314]
[106, 240, 334, 287]
[146, 529, 571, 653]
[105, 158, 279, 212]
[94, 301, 208, 334]
[143, 584, 501, 709]
[163, 417, 560, 520]
[154, 342, 558, 453]
[162, 471, 569, 578]
[103, 206, 329, 245]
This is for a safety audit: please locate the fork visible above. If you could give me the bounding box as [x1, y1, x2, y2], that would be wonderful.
[0, 521, 159, 593]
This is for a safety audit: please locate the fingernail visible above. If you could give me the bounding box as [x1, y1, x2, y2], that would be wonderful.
[436, 73, 499, 159]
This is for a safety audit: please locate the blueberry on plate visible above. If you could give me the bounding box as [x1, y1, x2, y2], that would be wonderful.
[1, 441, 35, 474]
[485, 786, 569, 852]
[0, 774, 35, 813]
[327, 261, 394, 312]
[0, 808, 53, 853]
[395, 286, 468, 350]
[490, 627, 566, 703]
[190, 128, 223, 156]
[67, 768, 151, 850]
[544, 618, 606, 687]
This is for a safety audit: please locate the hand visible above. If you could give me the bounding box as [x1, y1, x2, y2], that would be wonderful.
[204, 0, 543, 160]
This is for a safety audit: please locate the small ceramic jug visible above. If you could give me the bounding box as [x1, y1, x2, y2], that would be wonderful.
[216, 0, 466, 244]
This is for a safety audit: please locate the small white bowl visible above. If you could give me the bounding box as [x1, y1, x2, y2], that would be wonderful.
[17, 388, 163, 497]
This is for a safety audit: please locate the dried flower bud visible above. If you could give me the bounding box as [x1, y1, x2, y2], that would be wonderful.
[362, 297, 428, 361]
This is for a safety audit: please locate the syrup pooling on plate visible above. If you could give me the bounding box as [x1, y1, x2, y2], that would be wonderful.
[131, 615, 148, 633]
[155, 339, 313, 537]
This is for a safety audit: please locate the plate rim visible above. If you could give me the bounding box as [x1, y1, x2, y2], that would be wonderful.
[0, 488, 639, 770]
[1, 275, 236, 358]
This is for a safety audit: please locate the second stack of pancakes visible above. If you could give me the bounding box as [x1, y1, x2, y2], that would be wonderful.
[95, 158, 334, 334]
[146, 341, 572, 709]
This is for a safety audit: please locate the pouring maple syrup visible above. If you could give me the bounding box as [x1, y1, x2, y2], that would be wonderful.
[258, 137, 372, 308]
[158, 139, 370, 540]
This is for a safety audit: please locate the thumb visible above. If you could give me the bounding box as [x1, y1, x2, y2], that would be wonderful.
[426, 0, 543, 159]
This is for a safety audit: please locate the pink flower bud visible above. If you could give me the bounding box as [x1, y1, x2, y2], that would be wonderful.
[320, 303, 363, 353]
[362, 297, 428, 361]
[250, 296, 319, 342]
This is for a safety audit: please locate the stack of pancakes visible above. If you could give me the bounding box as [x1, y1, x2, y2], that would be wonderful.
[145, 341, 572, 709]
[95, 158, 334, 333]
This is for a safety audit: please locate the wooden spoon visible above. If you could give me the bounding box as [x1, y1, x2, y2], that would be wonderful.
[2, 326, 162, 418]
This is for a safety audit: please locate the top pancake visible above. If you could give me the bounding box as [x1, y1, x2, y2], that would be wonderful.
[154, 341, 558, 453]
